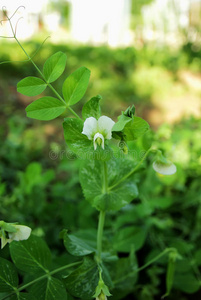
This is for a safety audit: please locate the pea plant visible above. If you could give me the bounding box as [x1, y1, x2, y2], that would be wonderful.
[0, 7, 178, 300]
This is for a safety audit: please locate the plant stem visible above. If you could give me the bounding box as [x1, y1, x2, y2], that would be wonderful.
[1, 261, 81, 300]
[7, 14, 82, 120]
[113, 248, 176, 285]
[96, 162, 108, 262]
[102, 161, 108, 193]
[97, 210, 105, 263]
[68, 106, 82, 120]
[137, 248, 176, 272]
[108, 149, 151, 191]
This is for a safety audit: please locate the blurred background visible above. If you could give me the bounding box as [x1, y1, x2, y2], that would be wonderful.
[0, 1, 201, 299]
[1, 0, 201, 124]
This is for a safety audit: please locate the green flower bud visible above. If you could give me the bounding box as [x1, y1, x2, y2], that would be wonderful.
[123, 105, 135, 118]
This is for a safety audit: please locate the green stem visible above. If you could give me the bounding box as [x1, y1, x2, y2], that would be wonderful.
[1, 261, 81, 300]
[97, 210, 105, 263]
[96, 162, 108, 262]
[7, 15, 82, 120]
[68, 106, 82, 120]
[102, 161, 108, 193]
[108, 149, 151, 191]
[137, 248, 175, 272]
[113, 248, 176, 285]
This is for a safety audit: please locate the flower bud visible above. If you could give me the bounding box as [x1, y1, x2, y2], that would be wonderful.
[123, 105, 135, 118]
[153, 161, 176, 175]
[152, 150, 176, 175]
[96, 291, 107, 300]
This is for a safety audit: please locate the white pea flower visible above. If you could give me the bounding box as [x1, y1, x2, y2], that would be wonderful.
[153, 161, 177, 175]
[8, 225, 32, 242]
[82, 116, 115, 150]
[0, 224, 32, 249]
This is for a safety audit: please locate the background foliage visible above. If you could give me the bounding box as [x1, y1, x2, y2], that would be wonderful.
[0, 37, 201, 299]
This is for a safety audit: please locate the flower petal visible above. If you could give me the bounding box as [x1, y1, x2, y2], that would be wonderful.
[8, 225, 31, 242]
[82, 117, 98, 140]
[93, 132, 104, 150]
[97, 116, 115, 139]
[153, 161, 177, 175]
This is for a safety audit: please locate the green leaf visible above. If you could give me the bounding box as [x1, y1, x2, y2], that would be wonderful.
[123, 116, 150, 141]
[112, 114, 132, 132]
[29, 277, 67, 300]
[64, 258, 99, 299]
[43, 51, 67, 83]
[149, 196, 173, 209]
[113, 256, 138, 290]
[113, 226, 147, 253]
[9, 293, 36, 300]
[63, 118, 113, 161]
[169, 239, 194, 256]
[9, 235, 52, 274]
[174, 273, 200, 294]
[62, 67, 90, 105]
[0, 258, 18, 292]
[2, 222, 17, 233]
[110, 254, 138, 299]
[63, 118, 91, 154]
[101, 263, 114, 289]
[26, 97, 66, 121]
[80, 158, 138, 211]
[17, 77, 47, 96]
[63, 230, 96, 256]
[82, 95, 102, 120]
[175, 258, 192, 273]
[195, 249, 201, 266]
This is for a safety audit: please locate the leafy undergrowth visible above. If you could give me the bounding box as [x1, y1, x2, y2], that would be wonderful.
[1, 111, 201, 299]
[1, 42, 201, 299]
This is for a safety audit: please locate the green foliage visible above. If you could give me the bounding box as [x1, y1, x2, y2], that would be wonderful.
[43, 51, 67, 83]
[29, 277, 67, 300]
[113, 226, 147, 253]
[62, 67, 91, 105]
[25, 96, 66, 120]
[174, 274, 200, 294]
[0, 257, 18, 292]
[113, 254, 138, 292]
[113, 115, 150, 141]
[0, 234, 85, 299]
[82, 95, 102, 120]
[17, 77, 47, 96]
[9, 235, 52, 273]
[1, 18, 201, 299]
[112, 115, 132, 132]
[1, 105, 201, 300]
[63, 230, 96, 256]
[6, 293, 36, 300]
[64, 258, 99, 299]
[80, 159, 138, 211]
[63, 118, 91, 154]
[123, 117, 150, 140]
